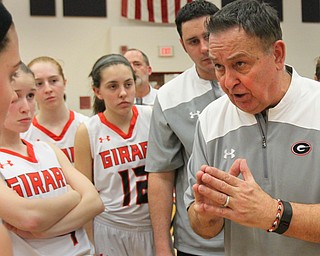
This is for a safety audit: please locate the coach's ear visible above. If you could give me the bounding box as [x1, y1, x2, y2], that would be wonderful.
[273, 40, 286, 71]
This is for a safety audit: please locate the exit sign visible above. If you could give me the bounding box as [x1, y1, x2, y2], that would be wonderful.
[159, 46, 174, 57]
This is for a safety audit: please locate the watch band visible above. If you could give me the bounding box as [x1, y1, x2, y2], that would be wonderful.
[273, 200, 292, 234]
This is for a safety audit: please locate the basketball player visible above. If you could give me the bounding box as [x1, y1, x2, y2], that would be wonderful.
[0, 2, 21, 255]
[0, 63, 104, 255]
[21, 56, 88, 163]
[74, 54, 154, 256]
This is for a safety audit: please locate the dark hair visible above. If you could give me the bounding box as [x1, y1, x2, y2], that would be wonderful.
[315, 57, 320, 82]
[89, 54, 136, 114]
[0, 3, 13, 53]
[175, 0, 219, 39]
[206, 0, 282, 52]
[11, 62, 34, 84]
[0, 34, 9, 52]
[19, 62, 34, 76]
[125, 48, 150, 66]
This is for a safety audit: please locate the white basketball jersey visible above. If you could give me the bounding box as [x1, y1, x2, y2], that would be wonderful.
[84, 105, 152, 227]
[21, 111, 89, 163]
[0, 140, 93, 256]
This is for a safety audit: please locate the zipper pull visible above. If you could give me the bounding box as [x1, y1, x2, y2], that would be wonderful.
[262, 136, 267, 148]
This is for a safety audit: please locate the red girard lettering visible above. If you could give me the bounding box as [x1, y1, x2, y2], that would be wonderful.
[60, 147, 75, 163]
[6, 167, 66, 197]
[99, 141, 148, 169]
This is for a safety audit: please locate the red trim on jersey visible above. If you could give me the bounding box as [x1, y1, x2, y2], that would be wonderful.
[0, 139, 38, 163]
[98, 106, 139, 139]
[32, 111, 75, 141]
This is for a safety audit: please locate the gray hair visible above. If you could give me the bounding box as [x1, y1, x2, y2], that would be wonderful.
[207, 0, 282, 51]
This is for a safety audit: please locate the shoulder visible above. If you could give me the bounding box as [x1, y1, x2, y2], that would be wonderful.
[72, 110, 90, 122]
[134, 105, 153, 123]
[136, 105, 152, 114]
[157, 65, 212, 111]
[82, 114, 100, 128]
[199, 95, 229, 120]
[284, 66, 320, 104]
[158, 66, 195, 94]
[31, 140, 57, 155]
[198, 95, 253, 142]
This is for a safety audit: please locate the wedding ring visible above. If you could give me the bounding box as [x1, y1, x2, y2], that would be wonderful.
[223, 195, 230, 207]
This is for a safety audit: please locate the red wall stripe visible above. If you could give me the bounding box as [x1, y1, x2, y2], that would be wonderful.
[135, 0, 141, 19]
[175, 0, 180, 17]
[161, 0, 168, 23]
[121, 0, 128, 17]
[147, 0, 154, 22]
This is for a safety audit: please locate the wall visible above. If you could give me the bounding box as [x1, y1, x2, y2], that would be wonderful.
[3, 0, 320, 115]
[109, 26, 190, 72]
